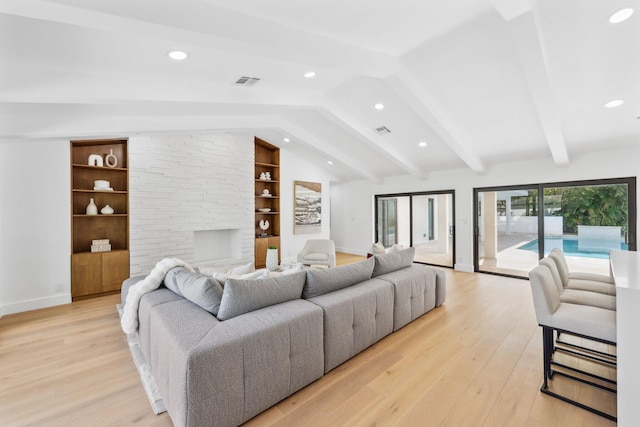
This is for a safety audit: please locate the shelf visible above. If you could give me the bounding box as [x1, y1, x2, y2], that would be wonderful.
[256, 212, 279, 214]
[255, 162, 279, 168]
[73, 189, 128, 194]
[255, 179, 280, 183]
[256, 235, 279, 239]
[72, 163, 127, 172]
[256, 195, 280, 198]
[73, 214, 128, 218]
[72, 248, 129, 255]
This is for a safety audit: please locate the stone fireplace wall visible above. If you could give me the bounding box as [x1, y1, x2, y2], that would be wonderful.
[128, 132, 254, 275]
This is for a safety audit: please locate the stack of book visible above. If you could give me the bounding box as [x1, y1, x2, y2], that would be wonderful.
[91, 239, 112, 252]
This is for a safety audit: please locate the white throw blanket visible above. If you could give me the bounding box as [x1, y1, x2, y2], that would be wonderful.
[121, 258, 195, 334]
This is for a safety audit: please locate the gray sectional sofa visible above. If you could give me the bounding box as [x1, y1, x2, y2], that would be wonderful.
[121, 247, 446, 427]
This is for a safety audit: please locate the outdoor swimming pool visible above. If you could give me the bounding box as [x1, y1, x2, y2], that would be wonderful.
[518, 237, 628, 259]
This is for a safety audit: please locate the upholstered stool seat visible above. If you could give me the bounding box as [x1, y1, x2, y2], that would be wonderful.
[529, 264, 616, 421]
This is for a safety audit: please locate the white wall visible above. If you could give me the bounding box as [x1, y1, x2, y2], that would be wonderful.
[0, 139, 71, 315]
[279, 147, 336, 263]
[331, 147, 640, 272]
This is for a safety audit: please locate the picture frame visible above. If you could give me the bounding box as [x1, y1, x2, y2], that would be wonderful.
[294, 181, 322, 234]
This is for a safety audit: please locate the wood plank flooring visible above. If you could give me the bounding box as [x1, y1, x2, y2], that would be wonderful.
[0, 255, 616, 426]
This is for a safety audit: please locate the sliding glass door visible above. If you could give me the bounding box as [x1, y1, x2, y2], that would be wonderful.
[476, 188, 539, 277]
[375, 191, 454, 268]
[474, 178, 636, 278]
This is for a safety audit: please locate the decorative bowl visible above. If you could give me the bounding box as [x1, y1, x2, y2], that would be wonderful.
[258, 208, 272, 212]
[94, 180, 110, 189]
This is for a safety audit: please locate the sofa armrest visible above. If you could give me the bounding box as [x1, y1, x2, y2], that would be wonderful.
[146, 298, 324, 427]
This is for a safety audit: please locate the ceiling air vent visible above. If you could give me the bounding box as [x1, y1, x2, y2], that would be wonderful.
[375, 126, 391, 135]
[235, 76, 261, 86]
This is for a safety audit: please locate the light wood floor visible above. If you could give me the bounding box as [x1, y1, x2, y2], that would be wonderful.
[0, 254, 616, 426]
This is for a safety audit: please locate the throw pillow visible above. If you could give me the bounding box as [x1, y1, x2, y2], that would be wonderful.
[302, 257, 375, 299]
[370, 242, 386, 254]
[217, 271, 307, 320]
[372, 247, 416, 277]
[163, 267, 224, 315]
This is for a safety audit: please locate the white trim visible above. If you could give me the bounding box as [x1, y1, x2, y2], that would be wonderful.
[1, 294, 71, 316]
[454, 263, 474, 273]
[335, 247, 368, 257]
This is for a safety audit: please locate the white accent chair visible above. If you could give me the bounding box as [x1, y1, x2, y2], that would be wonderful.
[297, 239, 336, 268]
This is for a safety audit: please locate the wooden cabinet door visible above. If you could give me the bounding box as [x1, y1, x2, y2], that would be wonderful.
[255, 238, 269, 268]
[255, 237, 281, 268]
[72, 253, 102, 297]
[102, 250, 130, 293]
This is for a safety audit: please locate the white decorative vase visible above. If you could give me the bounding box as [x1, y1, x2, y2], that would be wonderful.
[105, 149, 118, 168]
[266, 248, 278, 271]
[86, 198, 98, 215]
[100, 204, 114, 215]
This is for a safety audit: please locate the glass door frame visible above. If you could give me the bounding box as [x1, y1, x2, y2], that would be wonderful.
[473, 177, 637, 279]
[374, 189, 455, 268]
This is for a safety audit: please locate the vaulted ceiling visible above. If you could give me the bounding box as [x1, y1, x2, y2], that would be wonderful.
[1, 0, 638, 182]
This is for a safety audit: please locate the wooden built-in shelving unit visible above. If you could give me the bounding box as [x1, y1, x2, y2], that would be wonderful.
[254, 138, 280, 268]
[70, 139, 130, 300]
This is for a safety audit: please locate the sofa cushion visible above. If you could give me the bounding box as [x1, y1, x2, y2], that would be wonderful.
[307, 278, 394, 372]
[217, 270, 306, 320]
[302, 257, 375, 299]
[163, 267, 224, 316]
[372, 247, 416, 277]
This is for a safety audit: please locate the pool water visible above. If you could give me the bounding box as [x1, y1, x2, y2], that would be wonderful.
[518, 238, 628, 259]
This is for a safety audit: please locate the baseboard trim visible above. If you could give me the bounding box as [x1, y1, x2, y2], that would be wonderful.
[454, 263, 474, 273]
[336, 247, 367, 256]
[1, 294, 71, 316]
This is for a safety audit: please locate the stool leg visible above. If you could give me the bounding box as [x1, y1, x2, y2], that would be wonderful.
[542, 326, 554, 387]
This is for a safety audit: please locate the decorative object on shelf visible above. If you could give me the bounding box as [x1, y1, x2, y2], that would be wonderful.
[100, 204, 114, 215]
[86, 198, 98, 215]
[266, 246, 278, 271]
[88, 154, 103, 167]
[262, 188, 270, 196]
[259, 172, 266, 180]
[294, 180, 322, 234]
[265, 171, 271, 180]
[259, 219, 270, 236]
[105, 149, 118, 168]
[91, 243, 112, 252]
[93, 179, 113, 191]
[258, 208, 271, 212]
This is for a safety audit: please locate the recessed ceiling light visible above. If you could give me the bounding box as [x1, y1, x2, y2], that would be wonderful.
[327, 160, 334, 165]
[604, 99, 624, 108]
[374, 103, 384, 110]
[610, 7, 634, 23]
[418, 141, 428, 147]
[304, 71, 316, 78]
[167, 50, 189, 60]
[283, 137, 290, 143]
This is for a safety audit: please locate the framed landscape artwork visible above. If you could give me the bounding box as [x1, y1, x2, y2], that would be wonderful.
[294, 181, 322, 234]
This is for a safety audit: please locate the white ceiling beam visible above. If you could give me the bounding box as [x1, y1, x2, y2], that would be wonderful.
[316, 100, 429, 180]
[269, 117, 381, 184]
[386, 67, 487, 174]
[492, 1, 570, 166]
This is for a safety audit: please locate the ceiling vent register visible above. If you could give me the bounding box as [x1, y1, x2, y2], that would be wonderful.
[375, 126, 391, 135]
[235, 76, 261, 86]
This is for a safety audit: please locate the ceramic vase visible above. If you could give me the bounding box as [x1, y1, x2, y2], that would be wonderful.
[101, 204, 114, 215]
[266, 248, 278, 271]
[105, 149, 118, 168]
[86, 198, 98, 215]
